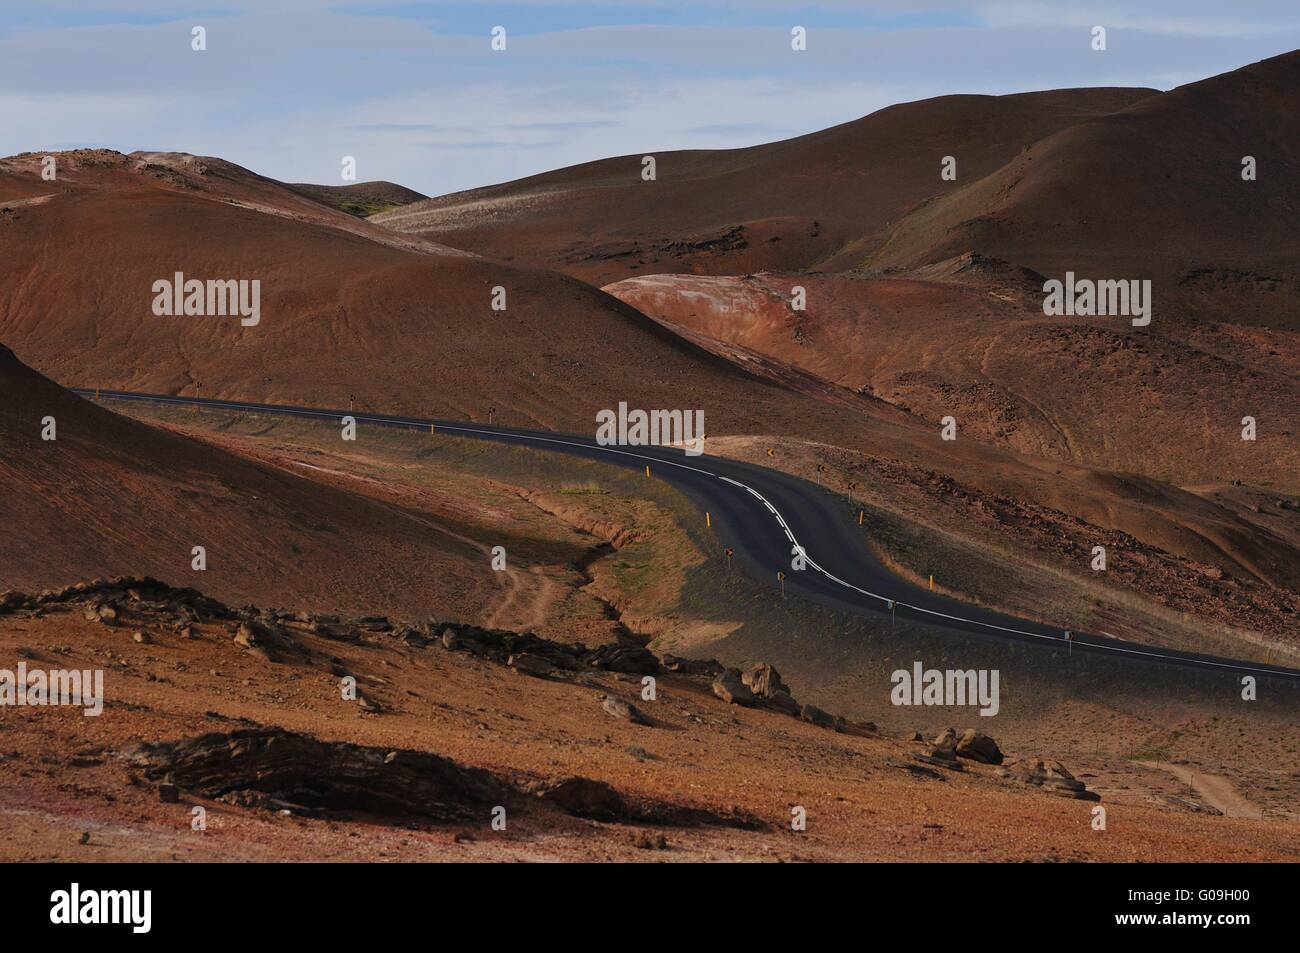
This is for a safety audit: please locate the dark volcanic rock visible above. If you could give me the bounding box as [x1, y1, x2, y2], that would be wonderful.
[124, 728, 512, 821]
[508, 653, 555, 678]
[954, 729, 1004, 765]
[535, 777, 629, 820]
[800, 704, 835, 728]
[661, 654, 724, 677]
[712, 669, 756, 706]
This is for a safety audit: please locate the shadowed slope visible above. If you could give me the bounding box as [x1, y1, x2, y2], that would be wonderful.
[372, 87, 1156, 284]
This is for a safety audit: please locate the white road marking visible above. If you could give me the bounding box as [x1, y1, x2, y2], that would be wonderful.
[77, 389, 1300, 680]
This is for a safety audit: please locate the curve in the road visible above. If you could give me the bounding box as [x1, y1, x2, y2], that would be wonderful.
[72, 388, 1300, 682]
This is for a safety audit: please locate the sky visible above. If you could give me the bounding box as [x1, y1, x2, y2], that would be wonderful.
[1, 1, 1297, 197]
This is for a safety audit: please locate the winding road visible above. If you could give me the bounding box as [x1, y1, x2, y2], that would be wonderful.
[74, 387, 1300, 683]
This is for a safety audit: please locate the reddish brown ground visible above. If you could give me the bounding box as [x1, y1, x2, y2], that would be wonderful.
[2, 596, 1297, 863]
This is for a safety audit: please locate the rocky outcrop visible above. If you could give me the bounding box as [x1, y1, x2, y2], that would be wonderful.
[124, 728, 511, 821]
[1005, 759, 1101, 801]
[742, 662, 787, 699]
[712, 669, 757, 706]
[432, 622, 658, 676]
[954, 729, 1004, 765]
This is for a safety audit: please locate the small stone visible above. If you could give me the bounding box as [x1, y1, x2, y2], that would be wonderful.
[601, 696, 649, 724]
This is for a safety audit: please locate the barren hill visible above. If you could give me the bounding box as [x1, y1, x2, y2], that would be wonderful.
[372, 86, 1157, 284]
[866, 52, 1300, 289]
[0, 148, 868, 437]
[288, 180, 427, 218]
[604, 267, 1300, 490]
[0, 344, 498, 618]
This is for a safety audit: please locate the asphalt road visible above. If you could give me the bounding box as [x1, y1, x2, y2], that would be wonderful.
[74, 387, 1300, 682]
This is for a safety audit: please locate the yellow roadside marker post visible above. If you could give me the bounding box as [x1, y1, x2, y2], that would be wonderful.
[645, 465, 650, 478]
[858, 510, 864, 526]
[929, 575, 935, 592]
[778, 570, 786, 597]
[706, 511, 711, 528]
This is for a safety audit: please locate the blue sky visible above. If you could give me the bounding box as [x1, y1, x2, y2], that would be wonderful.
[1, 1, 1297, 197]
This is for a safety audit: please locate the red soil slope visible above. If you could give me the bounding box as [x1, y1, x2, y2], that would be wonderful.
[0, 344, 497, 618]
[0, 149, 867, 437]
[605, 267, 1300, 490]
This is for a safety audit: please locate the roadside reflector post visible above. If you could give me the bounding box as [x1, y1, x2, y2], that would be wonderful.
[857, 510, 864, 526]
[706, 511, 711, 528]
[778, 570, 786, 597]
[645, 465, 650, 478]
[725, 547, 734, 570]
[929, 574, 934, 592]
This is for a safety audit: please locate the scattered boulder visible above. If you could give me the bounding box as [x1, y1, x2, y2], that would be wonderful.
[313, 621, 361, 644]
[536, 777, 628, 821]
[954, 729, 1004, 765]
[800, 704, 835, 729]
[741, 662, 787, 699]
[932, 728, 959, 751]
[0, 590, 30, 613]
[132, 630, 151, 644]
[1010, 759, 1100, 801]
[233, 623, 260, 649]
[767, 690, 801, 715]
[837, 719, 878, 738]
[124, 728, 511, 820]
[508, 653, 555, 679]
[397, 626, 426, 648]
[912, 747, 964, 771]
[589, 644, 659, 676]
[712, 669, 757, 707]
[601, 696, 649, 725]
[661, 654, 724, 677]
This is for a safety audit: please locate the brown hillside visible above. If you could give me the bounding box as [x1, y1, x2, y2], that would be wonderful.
[0, 344, 497, 619]
[288, 180, 427, 218]
[604, 269, 1300, 491]
[0, 149, 868, 438]
[372, 87, 1156, 284]
[868, 52, 1300, 292]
